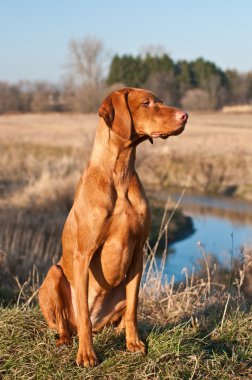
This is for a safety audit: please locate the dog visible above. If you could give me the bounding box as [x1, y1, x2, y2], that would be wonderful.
[39, 87, 188, 366]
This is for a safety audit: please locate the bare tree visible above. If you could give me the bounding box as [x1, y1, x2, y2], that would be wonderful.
[63, 36, 109, 112]
[67, 36, 106, 87]
[0, 82, 20, 113]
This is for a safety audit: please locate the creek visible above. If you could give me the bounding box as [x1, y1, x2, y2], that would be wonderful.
[155, 192, 252, 281]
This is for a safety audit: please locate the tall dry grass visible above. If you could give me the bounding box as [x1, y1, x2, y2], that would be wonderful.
[1, 206, 252, 379]
[1, 195, 251, 326]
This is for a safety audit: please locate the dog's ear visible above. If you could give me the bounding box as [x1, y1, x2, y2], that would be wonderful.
[98, 91, 132, 141]
[98, 94, 114, 127]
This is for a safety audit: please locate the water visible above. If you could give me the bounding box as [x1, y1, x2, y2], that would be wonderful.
[156, 192, 252, 281]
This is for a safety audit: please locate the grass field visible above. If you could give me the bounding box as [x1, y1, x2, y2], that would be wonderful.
[1, 241, 252, 379]
[1, 111, 252, 379]
[1, 249, 252, 380]
[1, 305, 251, 379]
[0, 111, 252, 210]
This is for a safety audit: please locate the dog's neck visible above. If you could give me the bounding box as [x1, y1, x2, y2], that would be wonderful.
[89, 119, 136, 192]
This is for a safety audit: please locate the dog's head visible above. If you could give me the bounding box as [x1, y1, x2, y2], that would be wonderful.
[99, 87, 188, 144]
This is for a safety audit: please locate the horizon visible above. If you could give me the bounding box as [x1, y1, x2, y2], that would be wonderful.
[1, 0, 252, 83]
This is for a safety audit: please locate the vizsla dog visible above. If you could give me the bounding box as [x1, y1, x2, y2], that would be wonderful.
[39, 87, 188, 367]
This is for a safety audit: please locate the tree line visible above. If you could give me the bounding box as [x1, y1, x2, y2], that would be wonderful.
[1, 37, 252, 114]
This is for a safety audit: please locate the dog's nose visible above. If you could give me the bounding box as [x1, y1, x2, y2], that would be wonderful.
[175, 112, 188, 122]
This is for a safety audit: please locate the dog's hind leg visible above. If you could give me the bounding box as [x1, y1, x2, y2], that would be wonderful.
[38, 264, 76, 346]
[91, 279, 126, 333]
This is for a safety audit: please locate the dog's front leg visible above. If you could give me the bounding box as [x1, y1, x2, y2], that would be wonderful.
[125, 248, 146, 353]
[73, 248, 97, 367]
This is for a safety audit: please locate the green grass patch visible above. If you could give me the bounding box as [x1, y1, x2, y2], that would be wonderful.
[0, 306, 251, 379]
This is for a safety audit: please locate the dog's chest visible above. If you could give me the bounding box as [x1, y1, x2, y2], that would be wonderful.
[111, 195, 148, 235]
[90, 196, 149, 289]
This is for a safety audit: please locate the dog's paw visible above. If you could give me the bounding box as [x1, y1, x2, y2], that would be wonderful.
[127, 338, 146, 354]
[56, 335, 72, 347]
[76, 347, 98, 367]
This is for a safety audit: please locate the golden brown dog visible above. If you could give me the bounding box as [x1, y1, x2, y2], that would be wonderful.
[39, 87, 188, 367]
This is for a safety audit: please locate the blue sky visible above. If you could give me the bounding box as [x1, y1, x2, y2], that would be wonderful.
[1, 0, 252, 83]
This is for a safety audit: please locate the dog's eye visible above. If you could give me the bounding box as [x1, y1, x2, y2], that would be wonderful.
[142, 100, 150, 107]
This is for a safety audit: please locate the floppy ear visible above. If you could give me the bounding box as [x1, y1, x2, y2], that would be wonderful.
[98, 91, 132, 141]
[98, 94, 114, 127]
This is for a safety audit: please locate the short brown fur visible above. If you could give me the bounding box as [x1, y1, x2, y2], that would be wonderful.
[39, 87, 188, 367]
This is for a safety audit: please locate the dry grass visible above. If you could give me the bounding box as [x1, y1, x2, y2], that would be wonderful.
[1, 177, 252, 378]
[1, 111, 252, 158]
[1, 196, 251, 322]
[0, 111, 252, 210]
[222, 104, 252, 113]
[1, 222, 252, 379]
[1, 112, 252, 378]
[0, 113, 97, 148]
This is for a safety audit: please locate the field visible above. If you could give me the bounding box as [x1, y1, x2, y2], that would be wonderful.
[0, 111, 252, 210]
[1, 112, 252, 379]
